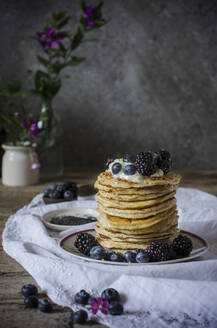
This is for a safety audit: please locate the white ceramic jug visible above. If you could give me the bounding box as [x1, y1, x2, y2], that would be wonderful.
[1, 144, 39, 186]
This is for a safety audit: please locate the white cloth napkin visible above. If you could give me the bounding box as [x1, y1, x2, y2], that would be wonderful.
[2, 188, 217, 327]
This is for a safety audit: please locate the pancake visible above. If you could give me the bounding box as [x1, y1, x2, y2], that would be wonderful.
[94, 180, 179, 195]
[95, 223, 179, 242]
[96, 234, 177, 250]
[96, 188, 177, 201]
[96, 171, 181, 189]
[97, 209, 178, 233]
[97, 197, 177, 219]
[96, 191, 175, 209]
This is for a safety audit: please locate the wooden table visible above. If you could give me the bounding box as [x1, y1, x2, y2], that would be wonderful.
[1, 168, 217, 328]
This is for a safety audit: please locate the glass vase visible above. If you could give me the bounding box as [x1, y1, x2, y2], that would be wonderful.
[38, 99, 64, 179]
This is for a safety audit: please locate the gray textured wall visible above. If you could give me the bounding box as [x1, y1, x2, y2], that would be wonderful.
[1, 0, 217, 169]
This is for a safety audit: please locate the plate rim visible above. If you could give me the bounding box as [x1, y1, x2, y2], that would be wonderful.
[59, 229, 209, 266]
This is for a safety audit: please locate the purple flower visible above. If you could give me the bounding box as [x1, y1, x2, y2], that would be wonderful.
[85, 5, 95, 17]
[28, 122, 39, 140]
[86, 20, 94, 26]
[90, 297, 109, 315]
[30, 162, 40, 170]
[36, 27, 65, 50]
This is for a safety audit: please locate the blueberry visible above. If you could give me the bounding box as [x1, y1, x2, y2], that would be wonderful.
[74, 290, 90, 305]
[38, 299, 53, 313]
[51, 190, 62, 199]
[123, 154, 136, 163]
[124, 251, 136, 263]
[63, 190, 73, 199]
[110, 252, 125, 262]
[152, 152, 161, 166]
[50, 183, 57, 191]
[108, 301, 123, 315]
[73, 310, 88, 324]
[21, 284, 38, 297]
[43, 188, 50, 197]
[123, 164, 136, 176]
[63, 182, 77, 191]
[24, 295, 39, 308]
[90, 246, 106, 260]
[56, 184, 64, 193]
[101, 288, 120, 303]
[112, 163, 122, 174]
[105, 249, 115, 261]
[136, 250, 150, 263]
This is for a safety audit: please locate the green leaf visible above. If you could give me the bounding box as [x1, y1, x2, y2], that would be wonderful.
[55, 10, 67, 21]
[37, 56, 50, 67]
[67, 56, 85, 66]
[57, 16, 71, 29]
[71, 30, 84, 50]
[93, 1, 104, 19]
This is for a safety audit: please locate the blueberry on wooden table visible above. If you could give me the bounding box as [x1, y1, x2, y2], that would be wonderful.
[24, 295, 39, 308]
[21, 284, 38, 297]
[38, 299, 53, 313]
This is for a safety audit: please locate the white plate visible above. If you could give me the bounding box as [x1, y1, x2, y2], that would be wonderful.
[42, 208, 98, 231]
[59, 229, 208, 265]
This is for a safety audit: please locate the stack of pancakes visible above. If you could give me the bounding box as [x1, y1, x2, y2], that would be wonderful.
[94, 171, 181, 252]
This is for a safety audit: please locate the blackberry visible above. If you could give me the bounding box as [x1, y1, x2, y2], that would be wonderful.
[172, 235, 193, 256]
[74, 233, 97, 256]
[145, 241, 171, 262]
[158, 149, 172, 174]
[135, 152, 157, 176]
[105, 158, 114, 170]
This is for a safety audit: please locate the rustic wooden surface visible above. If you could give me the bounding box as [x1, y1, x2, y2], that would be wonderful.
[1, 168, 217, 328]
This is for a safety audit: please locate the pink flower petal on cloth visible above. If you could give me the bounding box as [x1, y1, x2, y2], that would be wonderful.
[96, 297, 103, 305]
[102, 300, 109, 308]
[101, 308, 108, 315]
[90, 301, 98, 307]
[92, 308, 98, 315]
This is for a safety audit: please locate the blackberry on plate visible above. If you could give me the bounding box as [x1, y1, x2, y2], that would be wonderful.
[90, 245, 106, 260]
[101, 288, 120, 303]
[21, 284, 38, 297]
[38, 299, 53, 313]
[112, 162, 122, 174]
[75, 233, 97, 256]
[145, 241, 171, 262]
[108, 301, 123, 315]
[172, 235, 193, 256]
[136, 250, 150, 263]
[135, 152, 157, 176]
[73, 310, 88, 324]
[123, 164, 136, 176]
[123, 154, 136, 163]
[105, 158, 114, 170]
[24, 295, 39, 308]
[75, 289, 90, 305]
